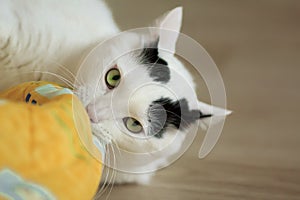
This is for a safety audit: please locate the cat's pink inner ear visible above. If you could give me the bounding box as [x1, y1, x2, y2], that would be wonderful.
[157, 7, 183, 54]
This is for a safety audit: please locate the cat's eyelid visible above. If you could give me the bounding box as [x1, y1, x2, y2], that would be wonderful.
[111, 64, 118, 69]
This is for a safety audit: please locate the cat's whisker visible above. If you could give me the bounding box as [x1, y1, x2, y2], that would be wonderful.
[33, 70, 75, 89]
[94, 163, 110, 197]
[105, 144, 117, 197]
[56, 67, 75, 84]
[95, 143, 117, 199]
[28, 70, 73, 89]
[47, 60, 77, 82]
[74, 69, 87, 88]
[47, 59, 87, 90]
[6, 70, 74, 90]
[102, 148, 114, 185]
[91, 123, 117, 198]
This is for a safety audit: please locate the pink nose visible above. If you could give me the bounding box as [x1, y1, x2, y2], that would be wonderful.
[86, 104, 110, 123]
[86, 104, 98, 123]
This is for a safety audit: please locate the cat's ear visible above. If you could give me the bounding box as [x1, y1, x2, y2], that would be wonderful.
[153, 7, 183, 54]
[197, 101, 232, 129]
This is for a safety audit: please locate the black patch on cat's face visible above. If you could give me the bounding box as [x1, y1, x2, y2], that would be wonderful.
[147, 97, 212, 138]
[139, 40, 170, 83]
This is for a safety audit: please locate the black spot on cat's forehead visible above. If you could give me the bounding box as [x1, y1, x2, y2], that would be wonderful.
[138, 40, 170, 83]
[147, 97, 212, 139]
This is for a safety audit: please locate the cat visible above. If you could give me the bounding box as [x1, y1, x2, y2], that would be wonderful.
[0, 0, 230, 186]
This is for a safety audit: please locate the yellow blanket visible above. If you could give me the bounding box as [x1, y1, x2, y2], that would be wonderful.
[0, 81, 102, 200]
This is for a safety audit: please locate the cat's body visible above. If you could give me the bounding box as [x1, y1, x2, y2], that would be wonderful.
[0, 0, 118, 90]
[0, 0, 230, 186]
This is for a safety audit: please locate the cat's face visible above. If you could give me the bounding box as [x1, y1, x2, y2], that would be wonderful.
[76, 7, 229, 160]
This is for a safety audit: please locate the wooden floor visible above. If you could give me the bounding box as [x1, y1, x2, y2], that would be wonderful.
[101, 1, 300, 199]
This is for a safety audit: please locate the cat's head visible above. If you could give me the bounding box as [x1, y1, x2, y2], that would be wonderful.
[76, 7, 230, 164]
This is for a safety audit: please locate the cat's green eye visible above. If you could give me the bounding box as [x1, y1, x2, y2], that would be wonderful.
[123, 117, 143, 134]
[105, 68, 121, 89]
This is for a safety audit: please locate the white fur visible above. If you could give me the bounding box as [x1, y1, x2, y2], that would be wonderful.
[0, 0, 230, 186]
[0, 0, 118, 90]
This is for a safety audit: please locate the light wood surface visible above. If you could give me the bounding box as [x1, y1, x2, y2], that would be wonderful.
[100, 1, 300, 199]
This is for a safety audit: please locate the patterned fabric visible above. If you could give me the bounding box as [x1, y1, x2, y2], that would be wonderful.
[0, 81, 103, 200]
[0, 169, 55, 200]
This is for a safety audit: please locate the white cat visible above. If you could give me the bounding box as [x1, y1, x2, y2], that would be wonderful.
[0, 0, 230, 186]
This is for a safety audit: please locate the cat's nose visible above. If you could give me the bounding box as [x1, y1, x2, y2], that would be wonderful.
[86, 104, 110, 123]
[86, 104, 98, 123]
